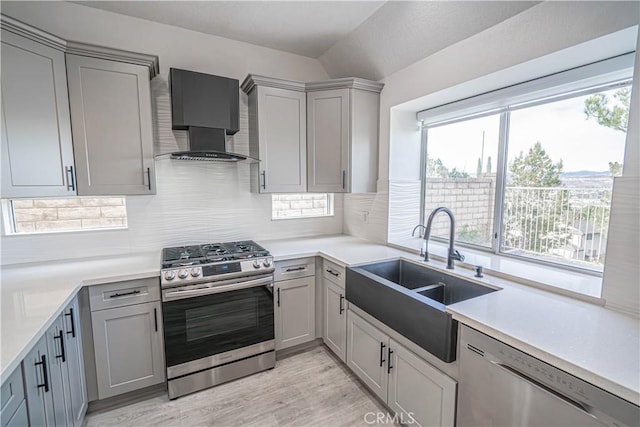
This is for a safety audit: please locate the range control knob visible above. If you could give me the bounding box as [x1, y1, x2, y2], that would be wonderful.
[253, 260, 261, 269]
[191, 267, 201, 277]
[164, 271, 176, 281]
[178, 269, 189, 279]
[263, 259, 272, 268]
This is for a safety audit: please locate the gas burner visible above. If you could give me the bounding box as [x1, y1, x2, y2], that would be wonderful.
[162, 240, 270, 268]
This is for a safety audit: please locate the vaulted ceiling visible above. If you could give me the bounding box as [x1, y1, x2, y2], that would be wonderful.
[75, 1, 540, 80]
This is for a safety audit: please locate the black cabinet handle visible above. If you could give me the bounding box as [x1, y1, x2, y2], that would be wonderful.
[65, 308, 76, 338]
[277, 288, 280, 307]
[146, 167, 152, 191]
[154, 308, 158, 332]
[65, 166, 75, 192]
[54, 330, 66, 363]
[285, 266, 306, 272]
[326, 268, 339, 277]
[109, 290, 141, 298]
[261, 171, 266, 190]
[342, 170, 346, 190]
[387, 348, 394, 373]
[35, 355, 49, 392]
[379, 342, 386, 367]
[339, 294, 344, 314]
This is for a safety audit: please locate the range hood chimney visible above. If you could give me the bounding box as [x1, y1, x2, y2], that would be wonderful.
[169, 68, 256, 162]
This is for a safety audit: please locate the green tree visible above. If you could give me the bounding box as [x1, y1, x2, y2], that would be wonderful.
[584, 87, 630, 132]
[509, 141, 563, 187]
[426, 158, 449, 178]
[448, 168, 469, 179]
[608, 161, 623, 177]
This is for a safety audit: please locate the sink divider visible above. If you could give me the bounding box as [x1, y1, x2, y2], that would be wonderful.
[412, 283, 445, 293]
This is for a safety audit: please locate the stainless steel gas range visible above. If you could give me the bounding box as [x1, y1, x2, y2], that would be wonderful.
[160, 241, 275, 399]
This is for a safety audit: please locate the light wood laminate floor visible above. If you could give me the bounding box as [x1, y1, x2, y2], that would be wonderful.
[86, 346, 394, 426]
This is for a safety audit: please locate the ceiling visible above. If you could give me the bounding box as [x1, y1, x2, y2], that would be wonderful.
[74, 1, 540, 80]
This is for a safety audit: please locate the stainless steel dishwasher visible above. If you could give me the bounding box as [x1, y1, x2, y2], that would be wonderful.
[457, 325, 639, 427]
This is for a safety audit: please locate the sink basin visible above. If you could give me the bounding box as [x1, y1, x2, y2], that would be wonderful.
[357, 259, 497, 305]
[346, 259, 499, 363]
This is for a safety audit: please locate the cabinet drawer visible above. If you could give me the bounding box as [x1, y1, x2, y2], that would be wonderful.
[0, 365, 24, 427]
[323, 260, 345, 286]
[274, 257, 315, 281]
[89, 277, 160, 311]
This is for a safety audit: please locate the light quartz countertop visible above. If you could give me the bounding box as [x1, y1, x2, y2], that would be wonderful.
[1, 234, 638, 406]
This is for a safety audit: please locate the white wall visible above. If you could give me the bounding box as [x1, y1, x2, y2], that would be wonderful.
[0, 1, 340, 265]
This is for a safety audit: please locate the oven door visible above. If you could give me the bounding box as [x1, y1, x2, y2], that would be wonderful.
[162, 274, 274, 375]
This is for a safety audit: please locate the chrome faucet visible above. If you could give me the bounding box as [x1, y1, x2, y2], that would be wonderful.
[423, 207, 465, 269]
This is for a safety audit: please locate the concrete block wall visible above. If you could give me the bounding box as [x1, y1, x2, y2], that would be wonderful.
[11, 197, 127, 233]
[272, 194, 332, 219]
[424, 178, 495, 242]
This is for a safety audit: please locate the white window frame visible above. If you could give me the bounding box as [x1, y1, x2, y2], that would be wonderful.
[417, 53, 635, 274]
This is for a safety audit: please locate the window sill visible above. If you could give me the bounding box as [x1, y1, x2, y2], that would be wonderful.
[389, 237, 603, 301]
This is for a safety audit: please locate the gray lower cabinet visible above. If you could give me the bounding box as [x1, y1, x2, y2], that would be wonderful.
[1, 365, 27, 427]
[322, 260, 347, 361]
[63, 298, 88, 425]
[347, 309, 457, 427]
[90, 280, 165, 399]
[66, 53, 156, 196]
[0, 20, 75, 198]
[45, 315, 73, 427]
[275, 276, 316, 350]
[23, 335, 56, 427]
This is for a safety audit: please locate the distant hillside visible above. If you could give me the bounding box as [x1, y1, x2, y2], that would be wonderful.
[561, 170, 610, 178]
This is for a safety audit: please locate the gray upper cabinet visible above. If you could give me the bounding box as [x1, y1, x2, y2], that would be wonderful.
[66, 49, 158, 196]
[307, 79, 383, 193]
[0, 19, 75, 198]
[242, 75, 307, 193]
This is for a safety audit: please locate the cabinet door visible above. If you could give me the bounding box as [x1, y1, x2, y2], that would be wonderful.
[66, 54, 155, 196]
[23, 335, 55, 427]
[388, 340, 456, 427]
[0, 365, 25, 427]
[63, 297, 87, 426]
[3, 401, 27, 427]
[256, 87, 306, 193]
[0, 29, 75, 198]
[307, 89, 350, 193]
[323, 279, 346, 361]
[91, 301, 165, 399]
[346, 310, 388, 401]
[45, 315, 73, 427]
[275, 276, 315, 350]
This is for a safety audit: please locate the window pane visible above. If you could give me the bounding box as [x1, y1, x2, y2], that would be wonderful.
[425, 113, 500, 247]
[502, 86, 629, 269]
[8, 197, 127, 234]
[272, 194, 333, 219]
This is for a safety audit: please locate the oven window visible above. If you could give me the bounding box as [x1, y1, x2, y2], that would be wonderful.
[185, 298, 259, 341]
[163, 285, 274, 367]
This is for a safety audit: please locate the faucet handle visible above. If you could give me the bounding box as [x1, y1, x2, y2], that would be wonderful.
[452, 249, 464, 262]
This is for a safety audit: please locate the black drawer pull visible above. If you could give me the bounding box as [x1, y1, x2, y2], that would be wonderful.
[64, 308, 76, 338]
[285, 266, 306, 272]
[54, 330, 66, 363]
[387, 348, 394, 373]
[380, 342, 386, 367]
[326, 269, 339, 277]
[109, 290, 141, 298]
[35, 355, 49, 392]
[154, 308, 158, 332]
[277, 288, 281, 307]
[339, 294, 344, 314]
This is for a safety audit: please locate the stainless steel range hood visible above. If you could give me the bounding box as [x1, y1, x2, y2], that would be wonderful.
[169, 68, 257, 162]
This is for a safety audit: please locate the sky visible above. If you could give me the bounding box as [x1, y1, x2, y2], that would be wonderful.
[427, 87, 628, 174]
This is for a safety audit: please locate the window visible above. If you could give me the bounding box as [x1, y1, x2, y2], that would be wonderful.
[418, 54, 633, 272]
[271, 194, 334, 219]
[4, 197, 127, 234]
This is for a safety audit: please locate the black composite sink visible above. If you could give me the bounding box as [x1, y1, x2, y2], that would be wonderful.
[346, 259, 499, 363]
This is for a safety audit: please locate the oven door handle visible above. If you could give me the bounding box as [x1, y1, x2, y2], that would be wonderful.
[163, 276, 273, 301]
